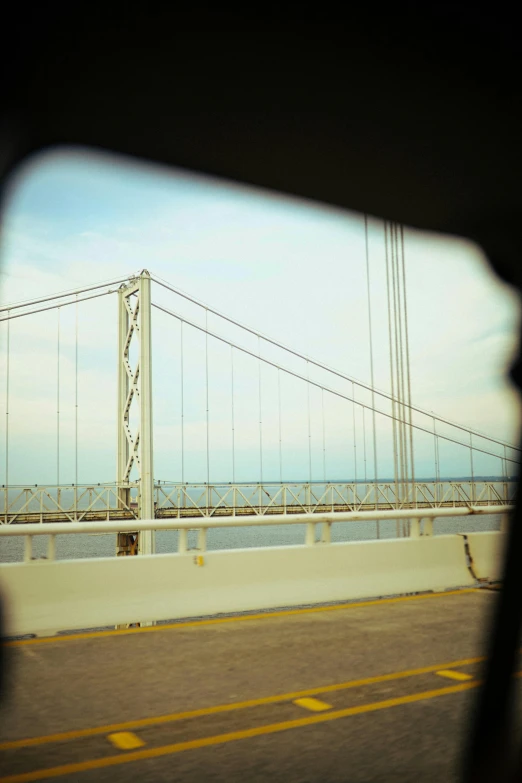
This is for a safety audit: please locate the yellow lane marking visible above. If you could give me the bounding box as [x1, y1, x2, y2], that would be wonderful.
[5, 589, 479, 647]
[0, 654, 485, 751]
[436, 669, 473, 682]
[0, 681, 478, 783]
[293, 698, 332, 712]
[107, 732, 145, 751]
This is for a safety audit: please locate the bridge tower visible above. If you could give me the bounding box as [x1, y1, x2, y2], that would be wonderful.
[116, 270, 155, 556]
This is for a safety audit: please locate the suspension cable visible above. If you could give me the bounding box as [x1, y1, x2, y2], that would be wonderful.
[5, 310, 10, 490]
[278, 369, 283, 483]
[151, 301, 521, 465]
[231, 345, 235, 484]
[150, 274, 517, 451]
[321, 389, 326, 483]
[205, 310, 210, 487]
[307, 359, 312, 483]
[365, 215, 379, 485]
[0, 289, 119, 323]
[401, 225, 415, 490]
[385, 223, 399, 495]
[180, 321, 185, 484]
[258, 337, 263, 485]
[75, 296, 78, 485]
[0, 276, 128, 314]
[363, 406, 367, 483]
[352, 382, 358, 483]
[57, 308, 61, 486]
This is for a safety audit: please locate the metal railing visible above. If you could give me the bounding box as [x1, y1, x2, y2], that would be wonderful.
[0, 505, 510, 561]
[1, 480, 515, 524]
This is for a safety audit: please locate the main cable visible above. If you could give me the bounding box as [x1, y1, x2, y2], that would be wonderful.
[150, 274, 518, 451]
[0, 276, 128, 314]
[151, 301, 521, 465]
[0, 289, 119, 323]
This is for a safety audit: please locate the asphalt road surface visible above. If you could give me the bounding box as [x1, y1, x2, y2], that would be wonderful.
[1, 588, 520, 782]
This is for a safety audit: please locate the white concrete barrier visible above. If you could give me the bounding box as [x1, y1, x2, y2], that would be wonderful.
[0, 535, 474, 637]
[466, 531, 506, 582]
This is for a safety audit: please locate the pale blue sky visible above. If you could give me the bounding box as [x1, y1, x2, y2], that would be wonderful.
[0, 147, 520, 485]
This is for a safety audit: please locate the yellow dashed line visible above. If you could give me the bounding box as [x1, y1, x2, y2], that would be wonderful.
[436, 669, 473, 681]
[0, 654, 486, 752]
[107, 732, 145, 751]
[0, 681, 478, 783]
[293, 697, 332, 712]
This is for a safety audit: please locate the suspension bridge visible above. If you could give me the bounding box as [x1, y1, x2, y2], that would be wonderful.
[0, 221, 518, 783]
[0, 228, 518, 543]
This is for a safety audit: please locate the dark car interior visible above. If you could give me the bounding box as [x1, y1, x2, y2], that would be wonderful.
[0, 5, 520, 781]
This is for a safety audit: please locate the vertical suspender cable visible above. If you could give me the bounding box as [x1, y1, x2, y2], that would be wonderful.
[503, 444, 508, 502]
[400, 225, 415, 497]
[278, 369, 283, 483]
[321, 389, 326, 483]
[57, 307, 60, 486]
[352, 381, 357, 484]
[180, 321, 184, 484]
[5, 311, 10, 493]
[363, 406, 367, 484]
[75, 296, 78, 486]
[433, 416, 440, 502]
[231, 345, 235, 483]
[258, 336, 263, 486]
[205, 310, 210, 488]
[307, 360, 312, 483]
[470, 432, 475, 501]
[392, 224, 406, 502]
[398, 226, 409, 504]
[385, 222, 399, 501]
[365, 215, 379, 517]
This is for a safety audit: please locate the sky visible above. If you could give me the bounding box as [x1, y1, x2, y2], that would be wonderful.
[0, 146, 520, 486]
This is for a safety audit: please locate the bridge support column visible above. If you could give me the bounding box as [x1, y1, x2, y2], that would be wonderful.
[116, 271, 155, 558]
[305, 523, 316, 546]
[137, 271, 155, 555]
[410, 518, 421, 538]
[423, 518, 433, 536]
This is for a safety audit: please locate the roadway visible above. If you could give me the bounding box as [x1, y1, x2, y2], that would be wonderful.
[1, 588, 520, 782]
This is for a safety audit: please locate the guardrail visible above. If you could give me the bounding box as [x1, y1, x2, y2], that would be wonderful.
[0, 481, 516, 524]
[0, 504, 509, 559]
[0, 506, 508, 637]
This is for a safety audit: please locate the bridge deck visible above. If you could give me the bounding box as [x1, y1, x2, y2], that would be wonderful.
[4, 500, 511, 525]
[1, 588, 520, 782]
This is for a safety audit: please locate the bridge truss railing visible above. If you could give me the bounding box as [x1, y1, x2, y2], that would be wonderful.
[154, 480, 516, 517]
[0, 484, 139, 525]
[1, 480, 516, 524]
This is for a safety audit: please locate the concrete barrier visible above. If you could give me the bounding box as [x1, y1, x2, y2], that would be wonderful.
[466, 531, 506, 582]
[0, 535, 475, 637]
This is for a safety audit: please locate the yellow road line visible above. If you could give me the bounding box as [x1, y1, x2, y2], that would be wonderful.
[436, 669, 473, 682]
[4, 588, 479, 647]
[0, 681, 478, 783]
[107, 732, 145, 751]
[293, 697, 332, 712]
[0, 654, 485, 751]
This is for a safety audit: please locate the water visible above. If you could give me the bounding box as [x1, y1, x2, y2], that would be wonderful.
[0, 513, 502, 563]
